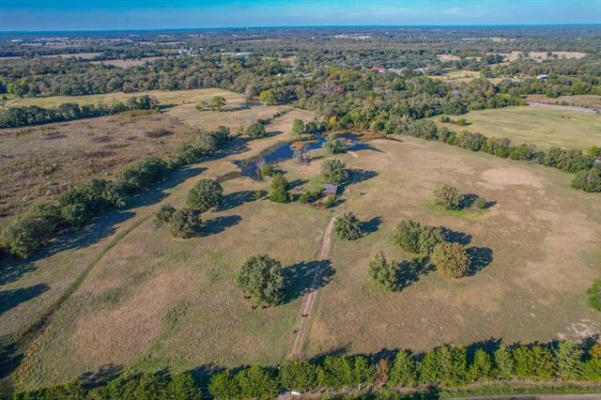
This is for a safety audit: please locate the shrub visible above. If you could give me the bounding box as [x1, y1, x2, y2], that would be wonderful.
[433, 184, 462, 210]
[291, 119, 305, 138]
[321, 159, 348, 184]
[2, 211, 58, 259]
[237, 254, 284, 306]
[572, 168, 601, 192]
[368, 252, 399, 291]
[317, 356, 354, 389]
[117, 157, 169, 195]
[258, 89, 277, 105]
[186, 179, 223, 212]
[431, 242, 470, 278]
[209, 371, 240, 400]
[321, 195, 336, 208]
[388, 351, 417, 387]
[246, 122, 267, 139]
[334, 212, 363, 240]
[210, 95, 226, 111]
[468, 349, 493, 381]
[494, 346, 515, 379]
[587, 280, 601, 311]
[259, 164, 276, 178]
[556, 339, 584, 379]
[280, 360, 318, 392]
[298, 189, 322, 203]
[324, 136, 346, 154]
[393, 220, 422, 254]
[513, 345, 555, 380]
[169, 208, 202, 238]
[417, 225, 444, 255]
[268, 174, 291, 203]
[236, 364, 279, 400]
[153, 204, 176, 228]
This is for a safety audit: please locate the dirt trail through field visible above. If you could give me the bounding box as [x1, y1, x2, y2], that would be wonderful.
[290, 215, 336, 359]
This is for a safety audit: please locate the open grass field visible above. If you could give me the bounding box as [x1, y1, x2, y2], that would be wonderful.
[0, 89, 308, 217]
[526, 95, 601, 109]
[434, 106, 601, 150]
[3, 119, 601, 389]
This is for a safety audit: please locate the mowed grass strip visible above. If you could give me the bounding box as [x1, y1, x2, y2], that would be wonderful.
[434, 106, 601, 150]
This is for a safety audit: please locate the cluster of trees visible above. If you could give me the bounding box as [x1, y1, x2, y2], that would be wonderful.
[403, 120, 601, 193]
[11, 371, 200, 400]
[153, 204, 202, 238]
[1, 129, 233, 259]
[0, 95, 158, 128]
[171, 126, 232, 167]
[13, 338, 601, 399]
[1, 157, 169, 258]
[392, 220, 472, 280]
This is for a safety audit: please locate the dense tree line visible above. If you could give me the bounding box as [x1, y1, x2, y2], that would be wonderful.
[0, 128, 233, 259]
[0, 95, 158, 128]
[11, 339, 601, 399]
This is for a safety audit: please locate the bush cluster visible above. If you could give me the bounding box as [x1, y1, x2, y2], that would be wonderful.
[0, 95, 157, 128]
[403, 120, 599, 192]
[171, 126, 232, 167]
[186, 179, 223, 212]
[393, 220, 444, 255]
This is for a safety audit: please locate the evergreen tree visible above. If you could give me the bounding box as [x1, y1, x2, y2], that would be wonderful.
[388, 351, 417, 387]
[268, 173, 291, 203]
[468, 349, 493, 382]
[556, 339, 584, 380]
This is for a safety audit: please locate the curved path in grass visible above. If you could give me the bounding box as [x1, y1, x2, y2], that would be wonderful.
[290, 214, 337, 359]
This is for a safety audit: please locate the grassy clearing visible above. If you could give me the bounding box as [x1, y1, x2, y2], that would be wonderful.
[527, 94, 601, 109]
[0, 89, 309, 217]
[275, 136, 601, 357]
[434, 106, 601, 150]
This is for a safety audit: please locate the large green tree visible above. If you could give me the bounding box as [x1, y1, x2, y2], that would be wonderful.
[321, 159, 348, 185]
[237, 254, 285, 306]
[431, 242, 470, 278]
[187, 179, 223, 212]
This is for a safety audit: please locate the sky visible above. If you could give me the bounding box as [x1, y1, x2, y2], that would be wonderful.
[0, 0, 599, 31]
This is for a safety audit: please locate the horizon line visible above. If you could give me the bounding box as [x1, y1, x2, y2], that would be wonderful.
[1, 22, 600, 34]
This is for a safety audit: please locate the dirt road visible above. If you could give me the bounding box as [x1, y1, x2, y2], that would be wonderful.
[290, 215, 336, 359]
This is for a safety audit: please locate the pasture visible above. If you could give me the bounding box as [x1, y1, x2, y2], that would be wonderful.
[434, 106, 601, 150]
[0, 89, 306, 217]
[4, 122, 601, 389]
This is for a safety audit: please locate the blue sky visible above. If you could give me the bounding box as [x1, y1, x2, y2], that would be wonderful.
[0, 0, 599, 31]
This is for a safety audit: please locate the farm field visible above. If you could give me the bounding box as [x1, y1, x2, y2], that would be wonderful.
[5, 125, 601, 389]
[0, 89, 308, 217]
[434, 106, 601, 150]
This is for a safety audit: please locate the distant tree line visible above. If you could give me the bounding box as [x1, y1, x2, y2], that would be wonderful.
[11, 339, 601, 400]
[0, 95, 158, 128]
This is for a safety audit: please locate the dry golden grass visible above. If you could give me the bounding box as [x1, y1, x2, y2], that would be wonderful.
[89, 57, 161, 67]
[0, 89, 297, 217]
[434, 106, 601, 150]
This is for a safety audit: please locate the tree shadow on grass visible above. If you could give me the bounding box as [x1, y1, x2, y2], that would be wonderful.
[466, 247, 493, 276]
[282, 260, 335, 305]
[0, 261, 37, 286]
[361, 216, 382, 235]
[0, 338, 22, 382]
[0, 283, 49, 315]
[346, 169, 378, 185]
[79, 363, 123, 389]
[220, 191, 258, 211]
[441, 227, 472, 246]
[396, 258, 434, 291]
[201, 215, 242, 236]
